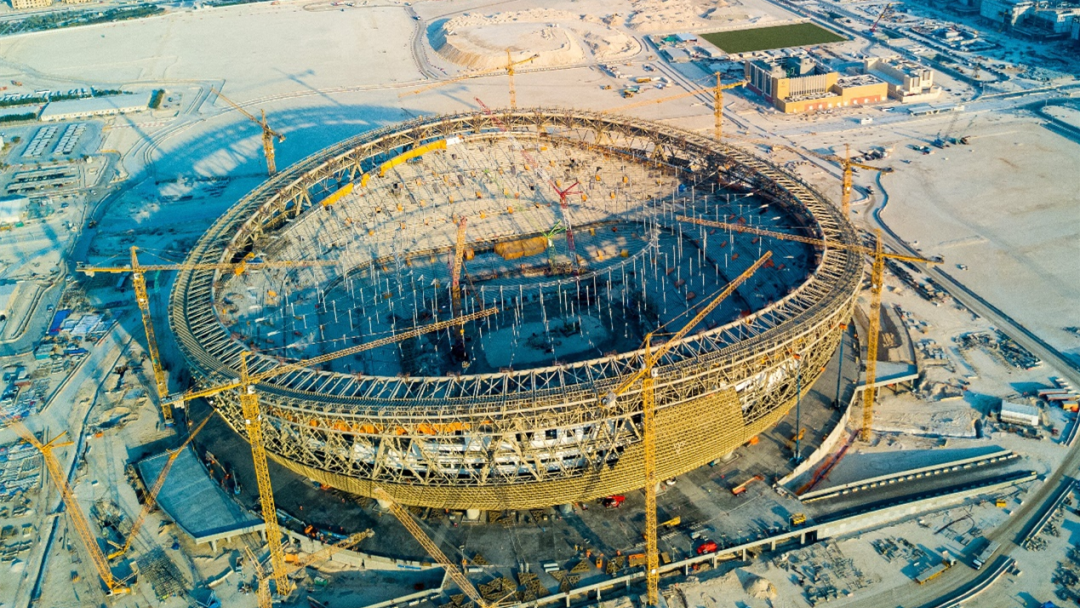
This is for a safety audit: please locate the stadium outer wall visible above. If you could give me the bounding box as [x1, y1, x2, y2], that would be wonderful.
[169, 108, 862, 511]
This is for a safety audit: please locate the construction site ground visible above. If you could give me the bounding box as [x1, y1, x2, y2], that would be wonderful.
[175, 327, 854, 604]
[0, 0, 1077, 606]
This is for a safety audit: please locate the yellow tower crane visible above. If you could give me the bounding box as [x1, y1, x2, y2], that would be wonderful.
[246, 530, 374, 608]
[6, 422, 130, 595]
[211, 88, 286, 176]
[78, 248, 338, 424]
[603, 252, 771, 605]
[730, 137, 893, 216]
[450, 217, 468, 321]
[166, 307, 498, 598]
[602, 74, 745, 141]
[676, 216, 942, 441]
[400, 50, 538, 109]
[371, 487, 496, 608]
[107, 411, 215, 561]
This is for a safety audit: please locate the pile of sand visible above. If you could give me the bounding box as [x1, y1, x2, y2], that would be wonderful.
[626, 0, 773, 32]
[742, 573, 778, 600]
[433, 9, 638, 70]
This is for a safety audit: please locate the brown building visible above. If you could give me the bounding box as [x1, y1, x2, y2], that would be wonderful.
[745, 56, 889, 113]
[11, 0, 53, 9]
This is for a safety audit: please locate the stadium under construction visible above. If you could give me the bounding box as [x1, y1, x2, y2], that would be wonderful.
[168, 108, 863, 511]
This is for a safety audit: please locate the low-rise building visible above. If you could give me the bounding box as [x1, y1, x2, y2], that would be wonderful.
[980, 0, 1035, 28]
[40, 93, 151, 122]
[744, 55, 888, 113]
[865, 57, 942, 104]
[662, 47, 693, 63]
[1027, 6, 1080, 35]
[1000, 400, 1041, 426]
[11, 0, 53, 10]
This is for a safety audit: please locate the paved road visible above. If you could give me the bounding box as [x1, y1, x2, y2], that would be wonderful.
[830, 167, 1080, 608]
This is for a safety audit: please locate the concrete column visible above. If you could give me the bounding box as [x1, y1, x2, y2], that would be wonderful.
[740, 548, 746, 560]
[377, 499, 393, 511]
[210, 540, 218, 553]
[558, 504, 573, 516]
[465, 508, 481, 521]
[800, 532, 806, 545]
[771, 540, 776, 551]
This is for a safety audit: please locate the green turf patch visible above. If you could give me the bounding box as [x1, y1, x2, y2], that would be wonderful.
[701, 23, 846, 54]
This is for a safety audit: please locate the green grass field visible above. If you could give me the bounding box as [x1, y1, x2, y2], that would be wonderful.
[701, 23, 845, 54]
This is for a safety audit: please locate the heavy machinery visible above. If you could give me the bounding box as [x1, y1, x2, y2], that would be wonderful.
[77, 248, 337, 424]
[603, 252, 771, 605]
[869, 3, 893, 34]
[246, 530, 374, 608]
[371, 487, 495, 608]
[731, 474, 764, 496]
[934, 111, 962, 149]
[677, 216, 942, 441]
[475, 97, 583, 271]
[784, 428, 806, 452]
[167, 308, 498, 597]
[107, 411, 215, 561]
[7, 422, 130, 595]
[603, 73, 745, 141]
[401, 49, 538, 109]
[211, 88, 285, 176]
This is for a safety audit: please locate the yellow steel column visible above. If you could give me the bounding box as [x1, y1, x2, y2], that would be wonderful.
[861, 231, 885, 441]
[643, 335, 659, 605]
[239, 353, 290, 595]
[130, 247, 172, 423]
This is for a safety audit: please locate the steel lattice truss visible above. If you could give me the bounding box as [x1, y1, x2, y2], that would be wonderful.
[169, 108, 861, 509]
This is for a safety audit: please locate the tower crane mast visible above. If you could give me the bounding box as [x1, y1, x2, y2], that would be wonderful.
[602, 74, 745, 141]
[605, 252, 771, 604]
[107, 410, 215, 561]
[728, 137, 893, 216]
[870, 3, 894, 33]
[475, 97, 583, 271]
[401, 51, 538, 109]
[450, 217, 467, 320]
[4, 421, 130, 595]
[78, 248, 337, 424]
[676, 216, 941, 441]
[372, 487, 494, 608]
[165, 307, 498, 596]
[245, 530, 374, 608]
[211, 88, 285, 175]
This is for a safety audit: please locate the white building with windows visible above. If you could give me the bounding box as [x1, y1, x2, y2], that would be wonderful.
[865, 58, 942, 104]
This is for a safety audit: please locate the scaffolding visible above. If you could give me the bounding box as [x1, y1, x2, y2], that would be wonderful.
[168, 109, 862, 510]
